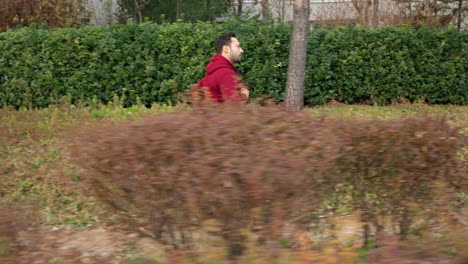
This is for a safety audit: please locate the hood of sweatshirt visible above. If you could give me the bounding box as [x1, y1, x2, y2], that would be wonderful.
[205, 54, 237, 75]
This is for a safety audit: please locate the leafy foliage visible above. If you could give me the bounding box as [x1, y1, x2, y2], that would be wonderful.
[0, 22, 466, 108]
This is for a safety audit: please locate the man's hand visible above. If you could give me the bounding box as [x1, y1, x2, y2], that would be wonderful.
[240, 87, 249, 99]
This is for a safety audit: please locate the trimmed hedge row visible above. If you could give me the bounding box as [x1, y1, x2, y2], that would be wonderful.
[0, 21, 466, 108]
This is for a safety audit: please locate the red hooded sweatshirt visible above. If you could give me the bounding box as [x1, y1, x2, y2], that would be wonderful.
[194, 54, 247, 104]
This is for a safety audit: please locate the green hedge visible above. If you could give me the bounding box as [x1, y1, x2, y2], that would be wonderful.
[0, 21, 466, 108]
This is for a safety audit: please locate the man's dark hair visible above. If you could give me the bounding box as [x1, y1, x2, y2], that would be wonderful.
[215, 32, 236, 54]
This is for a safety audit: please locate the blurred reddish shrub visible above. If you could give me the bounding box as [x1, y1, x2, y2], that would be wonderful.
[366, 233, 468, 264]
[332, 116, 465, 241]
[69, 105, 465, 257]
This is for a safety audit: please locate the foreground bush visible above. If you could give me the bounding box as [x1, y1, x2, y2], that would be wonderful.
[332, 116, 465, 241]
[69, 105, 465, 257]
[71, 106, 342, 256]
[0, 22, 466, 108]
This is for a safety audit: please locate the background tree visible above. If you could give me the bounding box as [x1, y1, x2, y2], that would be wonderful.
[86, 0, 118, 26]
[253, 0, 271, 21]
[0, 0, 89, 31]
[454, 0, 466, 30]
[351, 0, 381, 27]
[349, 0, 467, 29]
[116, 0, 230, 23]
[426, 0, 467, 30]
[285, 0, 310, 111]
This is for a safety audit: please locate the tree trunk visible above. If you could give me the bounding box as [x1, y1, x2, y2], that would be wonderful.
[260, 0, 270, 21]
[432, 0, 438, 23]
[285, 0, 309, 111]
[206, 0, 211, 20]
[237, 0, 243, 17]
[363, 0, 370, 26]
[372, 0, 379, 28]
[456, 0, 462, 31]
[281, 0, 285, 21]
[134, 0, 142, 22]
[176, 0, 180, 20]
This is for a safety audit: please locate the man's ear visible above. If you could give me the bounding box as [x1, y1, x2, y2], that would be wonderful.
[222, 45, 230, 54]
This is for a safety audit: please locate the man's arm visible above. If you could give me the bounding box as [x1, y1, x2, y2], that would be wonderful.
[218, 71, 248, 103]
